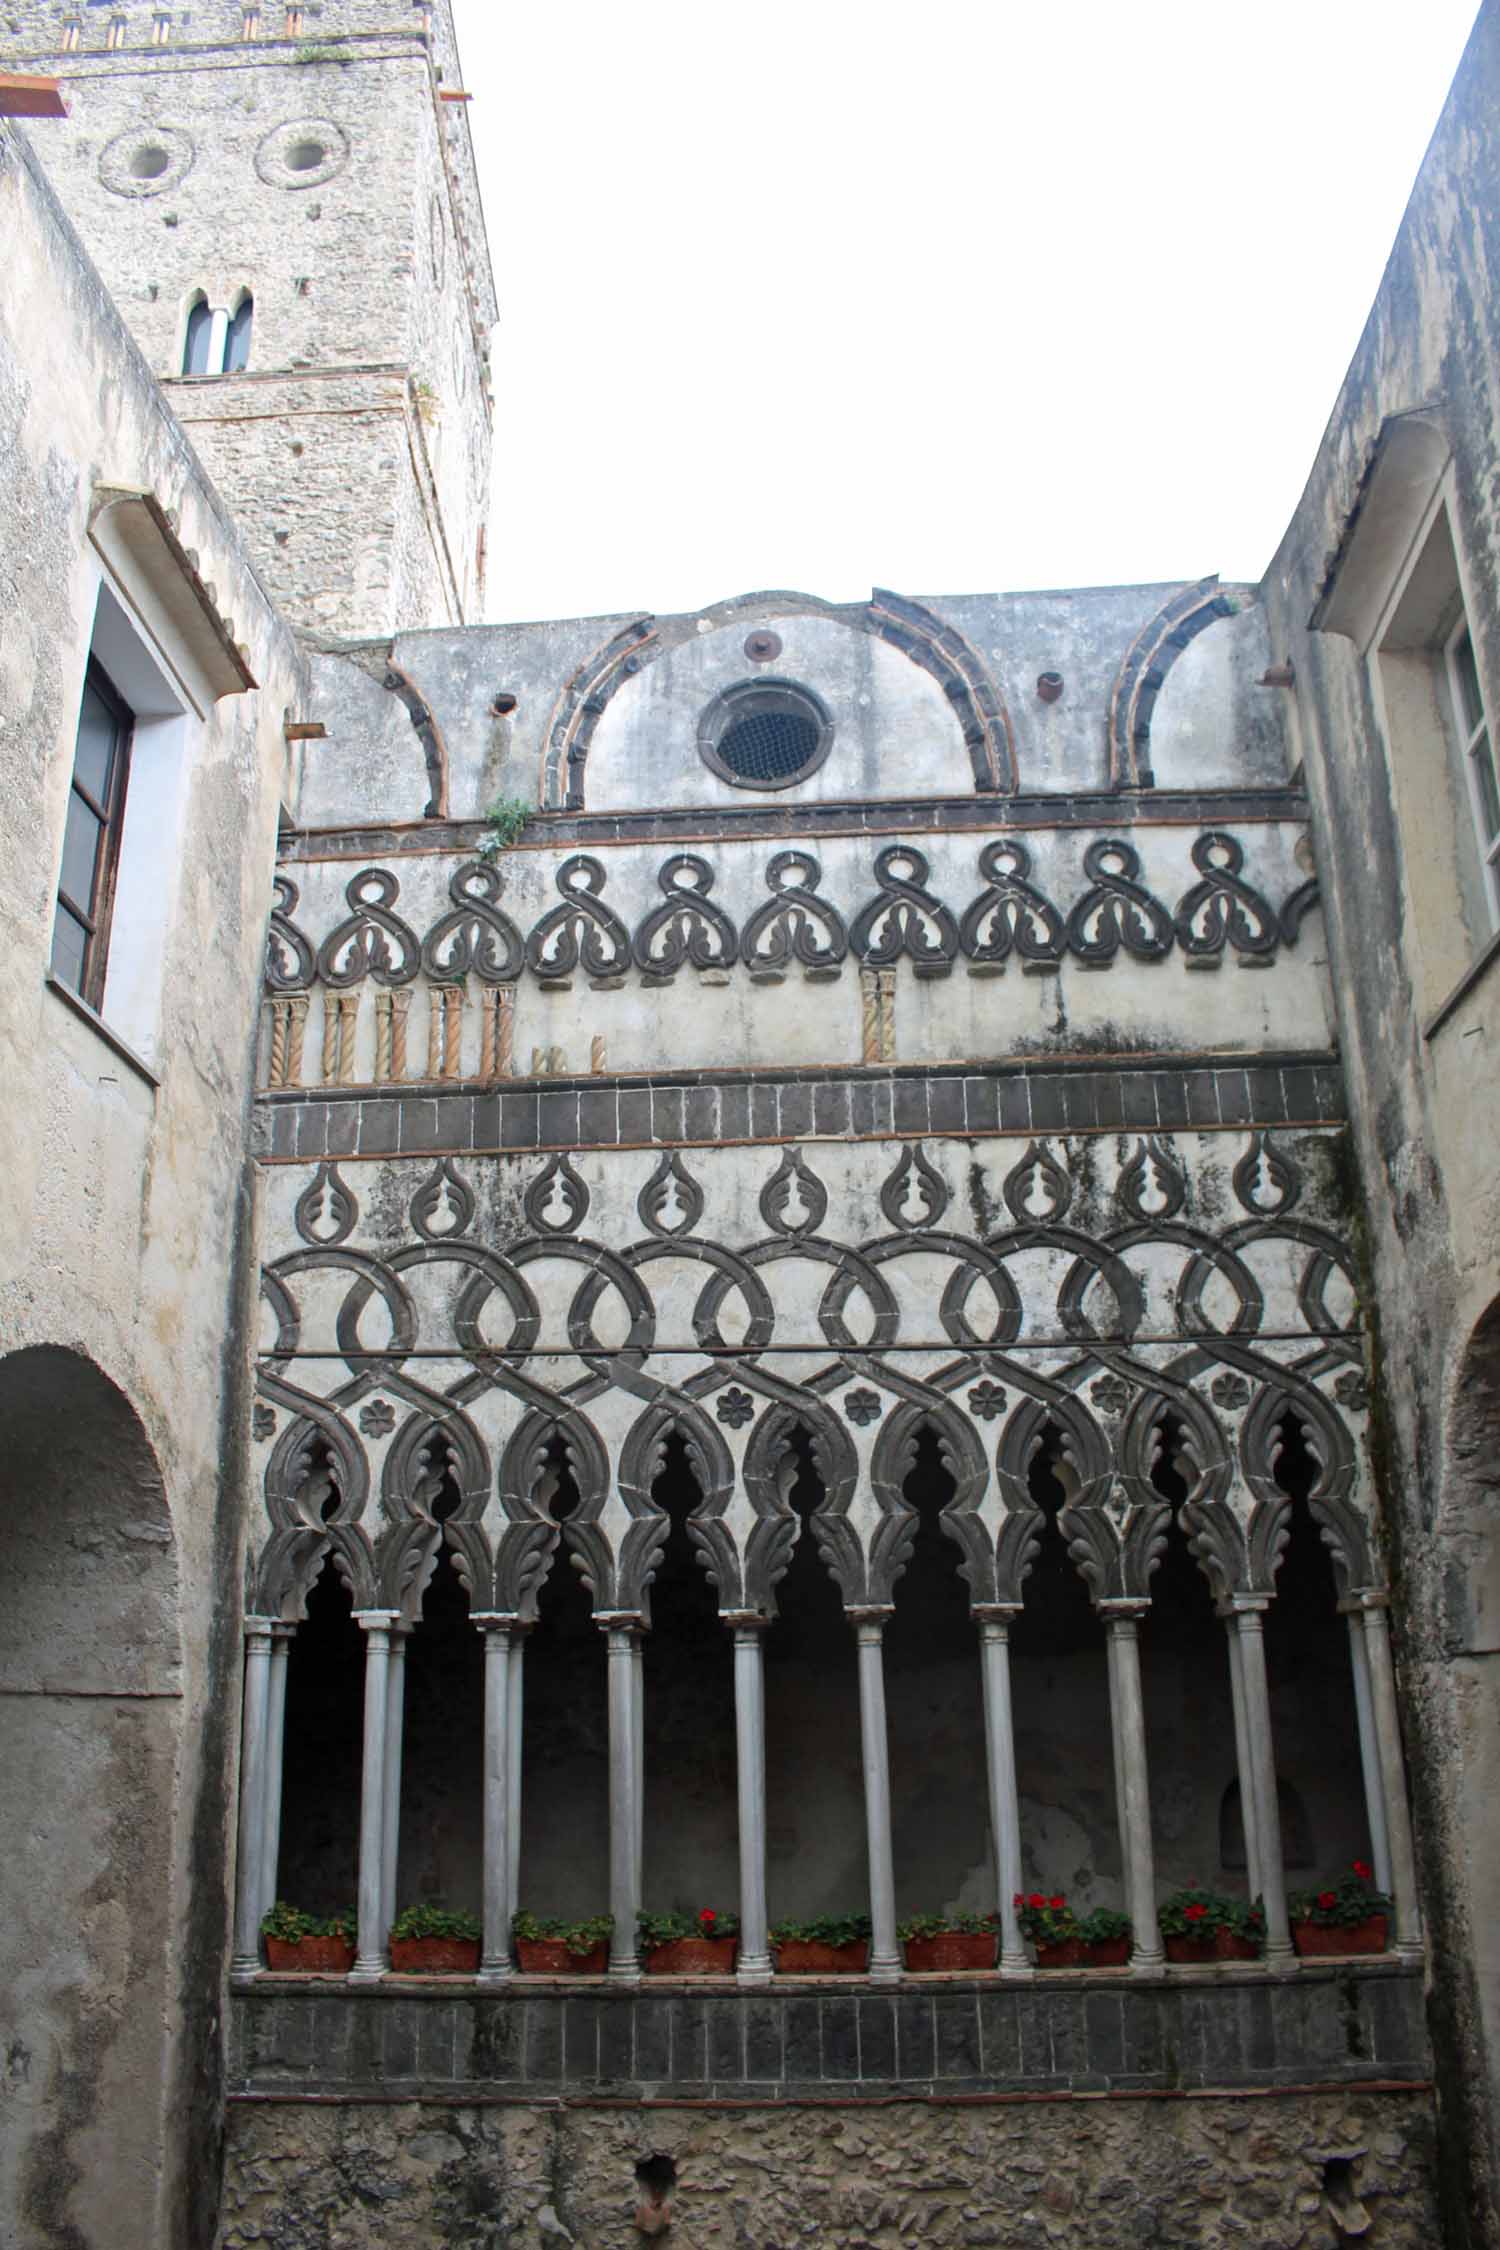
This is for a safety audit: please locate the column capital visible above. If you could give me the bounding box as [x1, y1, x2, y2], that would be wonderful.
[723, 1610, 770, 1635]
[595, 1611, 646, 1638]
[972, 1604, 1022, 1629]
[471, 1611, 521, 1634]
[1353, 1587, 1391, 1614]
[1099, 1599, 1149, 1624]
[243, 1616, 277, 1648]
[353, 1608, 400, 1631]
[846, 1605, 894, 1633]
[1228, 1596, 1270, 1620]
[268, 1619, 298, 1644]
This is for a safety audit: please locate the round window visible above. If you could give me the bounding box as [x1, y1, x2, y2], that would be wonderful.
[254, 117, 350, 191]
[286, 139, 326, 172]
[697, 679, 834, 792]
[130, 145, 170, 179]
[98, 125, 195, 198]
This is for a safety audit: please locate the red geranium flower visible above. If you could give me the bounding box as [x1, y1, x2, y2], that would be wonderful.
[1013, 1894, 1024, 1908]
[1184, 1902, 1208, 1921]
[698, 1909, 716, 1928]
[1352, 1860, 1372, 1881]
[1048, 1896, 1065, 1910]
[1318, 1890, 1337, 1909]
[1027, 1893, 1045, 1908]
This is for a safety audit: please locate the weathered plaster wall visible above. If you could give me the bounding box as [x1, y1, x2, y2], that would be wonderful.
[1260, 7, 1500, 2241]
[0, 119, 301, 2248]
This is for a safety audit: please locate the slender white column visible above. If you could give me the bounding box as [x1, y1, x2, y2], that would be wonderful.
[1359, 1595, 1423, 1956]
[1102, 1605, 1164, 1975]
[1231, 1601, 1293, 1966]
[1222, 1612, 1262, 1898]
[379, 1624, 409, 1946]
[631, 1627, 645, 1902]
[259, 1623, 294, 1927]
[604, 1621, 642, 1980]
[1104, 1623, 1135, 1929]
[1343, 1603, 1393, 1894]
[852, 1609, 901, 1983]
[507, 1626, 528, 1914]
[975, 1608, 1031, 1978]
[731, 1617, 772, 1985]
[474, 1615, 515, 1982]
[350, 1611, 398, 1981]
[231, 1619, 275, 1976]
[207, 304, 230, 373]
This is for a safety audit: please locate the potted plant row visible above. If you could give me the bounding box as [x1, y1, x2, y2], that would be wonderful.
[769, 1914, 871, 1973]
[898, 1911, 998, 1972]
[260, 1901, 355, 1974]
[638, 1907, 740, 1974]
[1288, 1863, 1390, 1956]
[1158, 1889, 1266, 1963]
[512, 1910, 614, 1974]
[389, 1904, 481, 1974]
[1014, 1894, 1133, 1967]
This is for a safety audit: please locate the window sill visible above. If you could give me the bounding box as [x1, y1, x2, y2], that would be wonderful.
[1424, 924, 1500, 1041]
[45, 975, 160, 1090]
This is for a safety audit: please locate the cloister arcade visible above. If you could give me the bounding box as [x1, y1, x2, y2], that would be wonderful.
[237, 1129, 1420, 1986]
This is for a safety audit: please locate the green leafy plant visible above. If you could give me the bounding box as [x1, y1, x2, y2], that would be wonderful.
[1157, 1887, 1231, 1936]
[1012, 1891, 1077, 1945]
[294, 43, 339, 63]
[512, 1910, 614, 1956]
[1289, 1862, 1391, 1928]
[390, 1903, 480, 1942]
[478, 794, 532, 861]
[1076, 1907, 1132, 1945]
[769, 1913, 872, 1950]
[896, 1910, 998, 1941]
[1216, 1896, 1266, 1942]
[637, 1907, 739, 1948]
[260, 1901, 353, 1941]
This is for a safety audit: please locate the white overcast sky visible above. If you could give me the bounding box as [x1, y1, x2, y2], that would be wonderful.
[452, 0, 1481, 626]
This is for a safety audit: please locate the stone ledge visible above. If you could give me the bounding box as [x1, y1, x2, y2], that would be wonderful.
[229, 1964, 1427, 2104]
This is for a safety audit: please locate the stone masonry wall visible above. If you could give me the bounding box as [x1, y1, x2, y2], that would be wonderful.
[219, 2090, 1438, 2248]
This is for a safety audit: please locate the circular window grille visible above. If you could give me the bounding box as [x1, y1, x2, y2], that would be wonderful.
[98, 125, 195, 198]
[697, 679, 833, 792]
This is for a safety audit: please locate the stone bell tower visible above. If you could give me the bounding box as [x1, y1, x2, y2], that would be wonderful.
[1, 0, 496, 635]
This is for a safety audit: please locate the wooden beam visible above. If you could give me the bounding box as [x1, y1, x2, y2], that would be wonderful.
[0, 73, 69, 120]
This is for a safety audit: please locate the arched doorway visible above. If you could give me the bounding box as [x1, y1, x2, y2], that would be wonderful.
[0, 1346, 180, 2247]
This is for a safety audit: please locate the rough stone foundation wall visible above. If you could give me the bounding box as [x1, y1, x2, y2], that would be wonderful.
[219, 2090, 1439, 2248]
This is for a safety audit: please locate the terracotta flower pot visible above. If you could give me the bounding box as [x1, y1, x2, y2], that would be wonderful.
[389, 1935, 480, 1974]
[774, 1939, 869, 1974]
[1164, 1932, 1217, 1963]
[1214, 1928, 1261, 1961]
[1034, 1938, 1085, 1968]
[904, 1931, 996, 1973]
[264, 1933, 354, 1974]
[1291, 1914, 1388, 1958]
[1082, 1936, 1131, 1967]
[643, 1937, 739, 1975]
[516, 1938, 609, 1974]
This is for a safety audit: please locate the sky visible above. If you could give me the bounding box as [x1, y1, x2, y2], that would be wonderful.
[452, 0, 1481, 626]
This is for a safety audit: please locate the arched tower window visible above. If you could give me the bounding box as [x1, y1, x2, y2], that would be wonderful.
[226, 292, 254, 373]
[182, 296, 213, 376]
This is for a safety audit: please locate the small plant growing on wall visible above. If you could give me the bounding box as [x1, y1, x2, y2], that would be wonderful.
[479, 794, 533, 862]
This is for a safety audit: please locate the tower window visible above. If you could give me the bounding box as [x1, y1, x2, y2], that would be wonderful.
[697, 679, 836, 792]
[242, 6, 260, 34]
[225, 293, 254, 373]
[107, 14, 126, 47]
[151, 12, 170, 44]
[182, 294, 253, 377]
[60, 18, 81, 50]
[285, 6, 304, 32]
[52, 662, 133, 1010]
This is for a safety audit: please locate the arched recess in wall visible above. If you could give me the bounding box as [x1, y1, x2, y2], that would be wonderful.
[539, 589, 1017, 810]
[1107, 576, 1256, 789]
[0, 1347, 182, 2246]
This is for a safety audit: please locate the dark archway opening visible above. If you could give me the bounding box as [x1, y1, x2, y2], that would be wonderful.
[1262, 1409, 1369, 1873]
[278, 1549, 362, 1914]
[397, 1457, 483, 1916]
[517, 1437, 609, 1917]
[765, 1426, 864, 1920]
[641, 1430, 737, 1908]
[1009, 1420, 1122, 1907]
[1136, 1413, 1239, 1894]
[887, 1425, 989, 1916]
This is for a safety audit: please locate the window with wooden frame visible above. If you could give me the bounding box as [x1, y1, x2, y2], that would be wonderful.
[51, 660, 133, 1009]
[1445, 617, 1500, 929]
